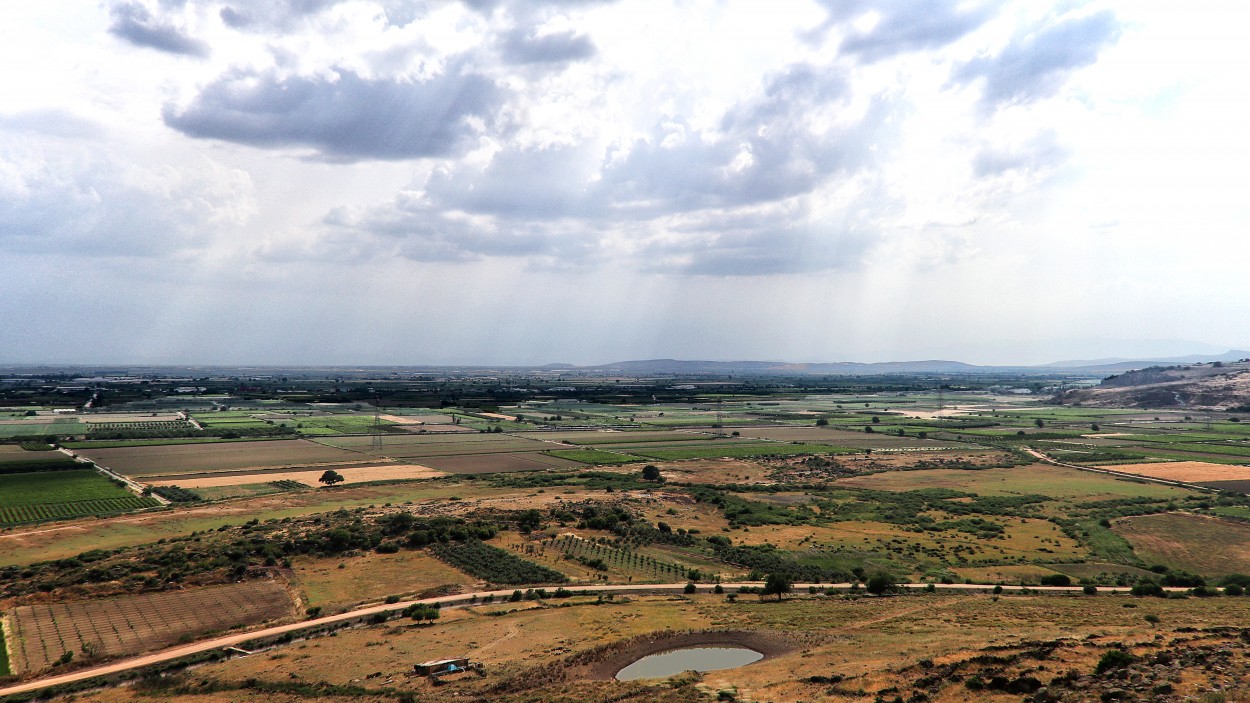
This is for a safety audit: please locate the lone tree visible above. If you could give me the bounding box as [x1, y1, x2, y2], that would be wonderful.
[866, 572, 896, 595]
[762, 573, 792, 601]
[642, 464, 663, 482]
[319, 470, 345, 487]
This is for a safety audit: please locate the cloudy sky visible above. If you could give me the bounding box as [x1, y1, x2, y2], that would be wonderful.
[1, 1, 1247, 366]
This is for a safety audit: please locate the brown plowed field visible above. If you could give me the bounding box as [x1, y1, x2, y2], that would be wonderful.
[419, 452, 584, 474]
[6, 580, 293, 674]
[149, 463, 446, 488]
[77, 440, 365, 477]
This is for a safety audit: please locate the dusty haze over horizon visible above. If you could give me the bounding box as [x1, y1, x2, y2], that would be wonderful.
[2, 1, 1246, 366]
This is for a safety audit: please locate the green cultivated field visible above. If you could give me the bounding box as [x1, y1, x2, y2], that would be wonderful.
[0, 470, 161, 527]
[543, 448, 638, 465]
[630, 442, 851, 460]
[0, 421, 81, 438]
[0, 621, 9, 676]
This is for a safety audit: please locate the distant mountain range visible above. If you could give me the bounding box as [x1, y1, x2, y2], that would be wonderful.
[5, 350, 1249, 379]
[574, 351, 1250, 376]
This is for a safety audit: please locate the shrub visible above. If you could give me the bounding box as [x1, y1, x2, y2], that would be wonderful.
[1095, 648, 1136, 675]
[1131, 581, 1164, 597]
[1083, 585, 1098, 595]
[866, 573, 895, 595]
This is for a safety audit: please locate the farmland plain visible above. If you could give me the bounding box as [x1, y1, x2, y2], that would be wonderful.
[4, 374, 1250, 702]
[75, 439, 367, 477]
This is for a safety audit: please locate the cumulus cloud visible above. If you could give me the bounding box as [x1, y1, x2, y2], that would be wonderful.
[500, 28, 596, 65]
[425, 63, 869, 220]
[325, 61, 895, 275]
[0, 150, 252, 257]
[955, 10, 1123, 108]
[163, 66, 503, 161]
[319, 195, 590, 264]
[108, 1, 209, 57]
[834, 0, 997, 62]
[217, 0, 353, 30]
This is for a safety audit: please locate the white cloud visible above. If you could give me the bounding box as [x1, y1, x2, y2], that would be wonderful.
[1, 0, 1248, 364]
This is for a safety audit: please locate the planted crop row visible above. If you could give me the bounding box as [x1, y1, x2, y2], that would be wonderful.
[544, 535, 691, 579]
[88, 421, 191, 432]
[0, 496, 160, 526]
[630, 443, 851, 460]
[0, 458, 82, 474]
[8, 581, 291, 673]
[428, 539, 567, 585]
[544, 449, 639, 465]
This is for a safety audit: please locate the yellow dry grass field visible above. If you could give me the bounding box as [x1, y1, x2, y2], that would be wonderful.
[1103, 460, 1250, 483]
[294, 551, 476, 609]
[649, 458, 774, 484]
[636, 497, 730, 534]
[950, 564, 1065, 584]
[378, 414, 427, 425]
[790, 517, 1083, 562]
[148, 463, 446, 488]
[1115, 512, 1250, 576]
[84, 593, 1250, 703]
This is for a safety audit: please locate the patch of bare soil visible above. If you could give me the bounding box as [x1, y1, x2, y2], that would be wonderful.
[579, 630, 798, 681]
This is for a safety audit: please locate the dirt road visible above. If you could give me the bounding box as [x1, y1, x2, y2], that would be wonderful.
[0, 579, 1155, 698]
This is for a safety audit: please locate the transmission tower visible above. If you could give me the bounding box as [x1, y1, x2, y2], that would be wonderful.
[371, 392, 383, 451]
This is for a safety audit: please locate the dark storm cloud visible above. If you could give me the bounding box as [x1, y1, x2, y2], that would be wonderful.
[108, 1, 209, 57]
[834, 0, 997, 62]
[163, 66, 503, 161]
[955, 10, 1123, 108]
[500, 28, 596, 65]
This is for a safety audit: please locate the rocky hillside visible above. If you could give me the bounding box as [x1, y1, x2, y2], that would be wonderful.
[1057, 360, 1250, 410]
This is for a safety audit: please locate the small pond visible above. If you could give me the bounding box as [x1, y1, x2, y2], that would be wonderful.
[615, 646, 764, 680]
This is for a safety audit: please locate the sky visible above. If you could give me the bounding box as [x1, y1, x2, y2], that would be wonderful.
[1, 0, 1248, 367]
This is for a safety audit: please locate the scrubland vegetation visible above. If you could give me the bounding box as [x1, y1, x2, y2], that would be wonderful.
[4, 368, 1250, 700]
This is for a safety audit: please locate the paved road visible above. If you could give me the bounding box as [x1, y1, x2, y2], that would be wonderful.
[0, 579, 1156, 698]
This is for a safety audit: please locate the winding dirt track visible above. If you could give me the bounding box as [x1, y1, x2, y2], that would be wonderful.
[0, 580, 1157, 698]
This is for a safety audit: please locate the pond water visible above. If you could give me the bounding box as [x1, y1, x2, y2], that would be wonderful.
[615, 646, 764, 680]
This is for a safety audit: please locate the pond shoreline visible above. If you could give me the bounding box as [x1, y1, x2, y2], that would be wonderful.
[585, 630, 795, 680]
